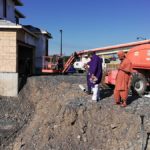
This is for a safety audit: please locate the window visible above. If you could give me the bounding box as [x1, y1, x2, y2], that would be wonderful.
[3, 0, 7, 18]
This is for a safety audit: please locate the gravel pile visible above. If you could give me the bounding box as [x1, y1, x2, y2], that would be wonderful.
[0, 75, 150, 150]
[0, 90, 34, 149]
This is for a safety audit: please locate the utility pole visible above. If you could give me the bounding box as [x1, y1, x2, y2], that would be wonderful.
[60, 29, 63, 56]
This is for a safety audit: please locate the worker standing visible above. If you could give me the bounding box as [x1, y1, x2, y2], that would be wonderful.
[57, 57, 64, 70]
[114, 51, 132, 107]
[88, 51, 103, 102]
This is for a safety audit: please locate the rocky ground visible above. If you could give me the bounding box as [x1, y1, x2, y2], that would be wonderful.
[0, 75, 150, 150]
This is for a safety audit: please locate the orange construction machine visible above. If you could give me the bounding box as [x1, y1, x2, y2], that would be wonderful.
[42, 51, 87, 74]
[105, 44, 150, 95]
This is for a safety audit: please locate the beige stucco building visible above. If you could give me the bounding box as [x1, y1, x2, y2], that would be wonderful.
[0, 0, 52, 96]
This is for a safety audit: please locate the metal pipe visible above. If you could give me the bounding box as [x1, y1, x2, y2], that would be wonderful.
[60, 29, 63, 56]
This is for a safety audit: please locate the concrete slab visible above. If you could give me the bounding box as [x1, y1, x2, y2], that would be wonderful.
[0, 73, 18, 97]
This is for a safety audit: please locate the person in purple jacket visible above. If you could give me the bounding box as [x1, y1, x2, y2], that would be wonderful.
[84, 60, 92, 94]
[88, 51, 103, 101]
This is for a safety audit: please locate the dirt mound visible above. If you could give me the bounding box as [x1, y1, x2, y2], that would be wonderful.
[1, 75, 150, 150]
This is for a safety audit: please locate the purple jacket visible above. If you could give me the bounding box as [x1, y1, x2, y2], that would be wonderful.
[88, 54, 102, 87]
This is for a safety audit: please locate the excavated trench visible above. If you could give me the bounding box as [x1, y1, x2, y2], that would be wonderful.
[0, 75, 150, 150]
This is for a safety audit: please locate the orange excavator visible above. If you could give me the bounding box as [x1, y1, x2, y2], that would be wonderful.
[105, 44, 150, 95]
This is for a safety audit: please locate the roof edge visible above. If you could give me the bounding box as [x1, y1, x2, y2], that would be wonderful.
[15, 9, 25, 18]
[13, 0, 23, 6]
[79, 40, 150, 54]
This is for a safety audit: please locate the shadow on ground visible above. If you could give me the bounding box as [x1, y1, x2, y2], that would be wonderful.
[127, 95, 140, 105]
[100, 88, 114, 100]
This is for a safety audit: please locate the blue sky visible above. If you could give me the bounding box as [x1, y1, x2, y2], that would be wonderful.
[19, 0, 150, 55]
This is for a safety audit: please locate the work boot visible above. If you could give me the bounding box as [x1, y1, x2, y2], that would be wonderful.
[121, 101, 127, 107]
[115, 102, 121, 105]
[86, 91, 92, 95]
[114, 100, 121, 105]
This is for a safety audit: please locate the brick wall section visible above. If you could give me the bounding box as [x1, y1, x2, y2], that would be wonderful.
[0, 31, 17, 72]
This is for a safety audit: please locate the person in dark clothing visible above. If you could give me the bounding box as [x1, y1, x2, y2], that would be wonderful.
[57, 57, 64, 70]
[84, 61, 92, 94]
[88, 51, 103, 101]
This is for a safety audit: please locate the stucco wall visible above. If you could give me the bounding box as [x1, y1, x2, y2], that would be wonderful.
[0, 0, 16, 23]
[7, 0, 16, 23]
[0, 0, 3, 18]
[0, 30, 17, 72]
[0, 72, 18, 96]
[35, 35, 47, 69]
[17, 30, 36, 46]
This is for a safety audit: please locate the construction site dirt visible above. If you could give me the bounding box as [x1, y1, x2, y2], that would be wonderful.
[0, 75, 150, 150]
